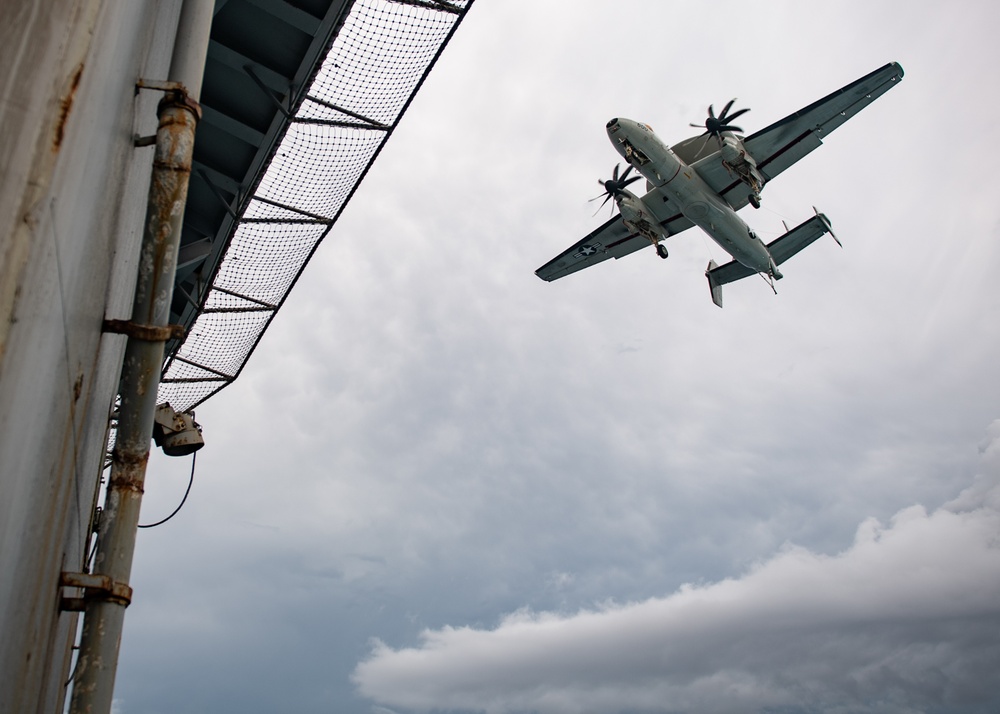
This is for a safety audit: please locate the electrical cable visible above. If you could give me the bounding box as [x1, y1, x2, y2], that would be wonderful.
[84, 531, 98, 569]
[138, 452, 197, 528]
[64, 646, 80, 687]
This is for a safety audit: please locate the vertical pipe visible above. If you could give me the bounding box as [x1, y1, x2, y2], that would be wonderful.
[67, 1, 212, 712]
[168, 0, 213, 99]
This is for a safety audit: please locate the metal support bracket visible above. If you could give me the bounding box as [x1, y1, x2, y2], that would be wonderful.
[103, 319, 186, 342]
[390, 0, 464, 14]
[244, 65, 292, 117]
[301, 94, 389, 131]
[135, 78, 204, 120]
[197, 168, 240, 219]
[133, 80, 204, 147]
[136, 79, 186, 93]
[59, 572, 133, 611]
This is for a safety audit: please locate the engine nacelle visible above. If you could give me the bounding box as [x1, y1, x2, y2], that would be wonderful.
[719, 133, 765, 199]
[720, 134, 756, 170]
[618, 194, 666, 243]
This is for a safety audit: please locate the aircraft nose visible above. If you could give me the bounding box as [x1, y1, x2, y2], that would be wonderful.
[606, 118, 618, 128]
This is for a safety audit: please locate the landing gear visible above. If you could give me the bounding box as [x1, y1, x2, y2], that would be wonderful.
[759, 271, 778, 295]
[656, 243, 669, 259]
[721, 149, 765, 210]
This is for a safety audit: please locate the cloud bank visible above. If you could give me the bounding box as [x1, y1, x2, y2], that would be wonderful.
[353, 423, 1000, 714]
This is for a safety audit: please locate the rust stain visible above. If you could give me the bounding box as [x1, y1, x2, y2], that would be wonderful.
[54, 64, 84, 151]
[108, 468, 146, 496]
[110, 446, 148, 466]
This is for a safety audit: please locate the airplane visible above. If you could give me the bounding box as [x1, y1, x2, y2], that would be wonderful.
[535, 62, 904, 307]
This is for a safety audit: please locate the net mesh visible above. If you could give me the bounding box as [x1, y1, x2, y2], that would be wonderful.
[158, 0, 471, 412]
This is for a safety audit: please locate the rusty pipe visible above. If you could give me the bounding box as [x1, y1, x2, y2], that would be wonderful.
[68, 89, 199, 714]
[67, 1, 212, 709]
[67, 1, 213, 709]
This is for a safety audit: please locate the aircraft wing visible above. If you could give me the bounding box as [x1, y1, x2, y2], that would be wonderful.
[743, 61, 903, 183]
[535, 198, 694, 282]
[690, 62, 904, 207]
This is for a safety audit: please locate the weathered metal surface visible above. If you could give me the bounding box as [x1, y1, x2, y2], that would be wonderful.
[0, 1, 182, 712]
[102, 318, 186, 342]
[0, 0, 103, 362]
[59, 572, 134, 610]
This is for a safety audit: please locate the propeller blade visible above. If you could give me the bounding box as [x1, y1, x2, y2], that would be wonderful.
[693, 101, 751, 138]
[591, 192, 614, 216]
[725, 107, 750, 123]
[814, 206, 841, 247]
[592, 160, 643, 218]
[692, 135, 712, 161]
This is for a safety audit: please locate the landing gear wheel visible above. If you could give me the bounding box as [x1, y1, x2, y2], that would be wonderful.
[656, 244, 669, 259]
[749, 193, 761, 209]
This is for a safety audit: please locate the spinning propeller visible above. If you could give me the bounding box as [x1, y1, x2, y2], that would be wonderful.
[591, 163, 642, 213]
[690, 99, 750, 140]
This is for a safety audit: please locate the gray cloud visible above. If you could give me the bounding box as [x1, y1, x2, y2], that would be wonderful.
[353, 424, 1000, 714]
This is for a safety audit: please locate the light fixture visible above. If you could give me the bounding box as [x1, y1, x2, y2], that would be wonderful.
[151, 402, 204, 457]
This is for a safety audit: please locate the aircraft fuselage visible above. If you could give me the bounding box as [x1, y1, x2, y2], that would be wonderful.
[606, 118, 779, 277]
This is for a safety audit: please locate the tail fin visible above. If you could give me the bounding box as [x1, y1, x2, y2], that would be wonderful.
[706, 260, 724, 308]
[705, 258, 754, 307]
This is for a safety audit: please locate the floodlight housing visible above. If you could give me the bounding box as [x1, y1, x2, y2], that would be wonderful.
[151, 403, 204, 457]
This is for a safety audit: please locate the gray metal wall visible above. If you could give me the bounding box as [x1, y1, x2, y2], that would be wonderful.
[0, 1, 182, 711]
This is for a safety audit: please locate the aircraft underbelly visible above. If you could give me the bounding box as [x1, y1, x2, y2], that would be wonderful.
[666, 172, 770, 272]
[622, 133, 770, 273]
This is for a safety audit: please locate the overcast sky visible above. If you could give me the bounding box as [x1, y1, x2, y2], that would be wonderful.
[115, 2, 1000, 714]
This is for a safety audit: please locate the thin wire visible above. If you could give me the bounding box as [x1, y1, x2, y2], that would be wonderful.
[66, 455, 198, 692]
[84, 530, 98, 570]
[64, 645, 80, 688]
[138, 452, 197, 528]
[699, 225, 718, 263]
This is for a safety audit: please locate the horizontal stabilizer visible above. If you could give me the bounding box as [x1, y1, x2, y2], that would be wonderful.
[705, 256, 755, 294]
[704, 213, 834, 307]
[765, 212, 833, 266]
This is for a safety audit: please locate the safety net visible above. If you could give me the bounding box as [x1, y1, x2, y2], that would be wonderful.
[157, 0, 471, 413]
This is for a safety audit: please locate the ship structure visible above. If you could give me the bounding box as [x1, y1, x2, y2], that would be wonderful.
[0, 1, 473, 712]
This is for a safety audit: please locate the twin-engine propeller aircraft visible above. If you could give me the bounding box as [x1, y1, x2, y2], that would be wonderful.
[535, 62, 904, 307]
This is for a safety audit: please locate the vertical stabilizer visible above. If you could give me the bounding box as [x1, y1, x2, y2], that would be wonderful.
[706, 260, 724, 308]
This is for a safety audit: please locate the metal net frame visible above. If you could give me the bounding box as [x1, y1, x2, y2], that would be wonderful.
[158, 0, 471, 413]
